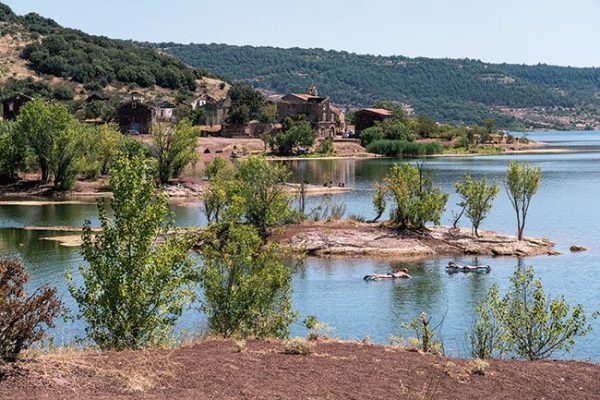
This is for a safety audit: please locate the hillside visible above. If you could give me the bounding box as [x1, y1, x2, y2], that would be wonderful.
[0, 3, 229, 104]
[162, 43, 600, 129]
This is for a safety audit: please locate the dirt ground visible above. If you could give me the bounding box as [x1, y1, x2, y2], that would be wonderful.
[0, 339, 597, 400]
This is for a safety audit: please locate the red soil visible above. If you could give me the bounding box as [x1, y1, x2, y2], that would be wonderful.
[0, 340, 597, 400]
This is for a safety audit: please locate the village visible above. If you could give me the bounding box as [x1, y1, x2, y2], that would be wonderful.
[1, 83, 408, 158]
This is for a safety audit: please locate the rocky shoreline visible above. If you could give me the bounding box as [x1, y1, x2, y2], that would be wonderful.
[272, 220, 559, 258]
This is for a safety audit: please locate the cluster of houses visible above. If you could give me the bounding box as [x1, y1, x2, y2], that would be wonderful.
[1, 84, 396, 139]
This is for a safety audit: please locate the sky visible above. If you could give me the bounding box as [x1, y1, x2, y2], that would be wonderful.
[4, 0, 600, 67]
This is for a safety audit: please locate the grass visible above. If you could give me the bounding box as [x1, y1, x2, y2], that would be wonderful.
[366, 140, 444, 157]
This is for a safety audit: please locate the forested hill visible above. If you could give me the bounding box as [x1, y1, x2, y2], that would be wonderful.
[162, 43, 600, 128]
[0, 3, 225, 101]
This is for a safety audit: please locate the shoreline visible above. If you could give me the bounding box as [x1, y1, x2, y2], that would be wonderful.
[21, 220, 559, 258]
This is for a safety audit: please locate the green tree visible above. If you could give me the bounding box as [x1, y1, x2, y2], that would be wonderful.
[68, 154, 197, 350]
[152, 120, 199, 183]
[270, 121, 316, 156]
[315, 137, 336, 155]
[455, 175, 499, 237]
[16, 98, 74, 183]
[383, 163, 447, 229]
[52, 121, 85, 190]
[200, 223, 296, 338]
[470, 266, 596, 361]
[0, 121, 27, 181]
[359, 125, 384, 146]
[505, 161, 542, 240]
[370, 182, 387, 222]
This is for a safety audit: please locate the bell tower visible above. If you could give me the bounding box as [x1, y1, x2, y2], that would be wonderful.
[307, 84, 318, 96]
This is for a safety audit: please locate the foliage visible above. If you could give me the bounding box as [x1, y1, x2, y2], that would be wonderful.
[68, 154, 197, 350]
[371, 182, 387, 222]
[151, 120, 199, 183]
[20, 24, 198, 90]
[307, 196, 347, 222]
[199, 223, 296, 339]
[164, 43, 600, 127]
[359, 126, 385, 146]
[470, 266, 596, 361]
[16, 98, 81, 188]
[466, 286, 503, 359]
[315, 137, 336, 156]
[0, 121, 27, 181]
[366, 140, 443, 157]
[270, 121, 316, 156]
[226, 82, 268, 124]
[203, 156, 294, 237]
[455, 175, 499, 236]
[283, 338, 315, 355]
[505, 161, 542, 240]
[401, 312, 444, 355]
[383, 163, 448, 229]
[303, 315, 333, 341]
[0, 259, 62, 362]
[79, 123, 122, 179]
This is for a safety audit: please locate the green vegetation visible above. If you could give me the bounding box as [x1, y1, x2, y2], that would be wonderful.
[226, 82, 274, 124]
[455, 175, 499, 237]
[203, 156, 295, 237]
[163, 43, 600, 127]
[0, 121, 26, 181]
[16, 98, 82, 189]
[151, 120, 199, 183]
[382, 163, 448, 229]
[68, 154, 197, 350]
[370, 183, 387, 222]
[269, 120, 316, 156]
[505, 161, 542, 240]
[0, 259, 61, 362]
[468, 266, 597, 361]
[199, 223, 295, 339]
[315, 137, 336, 156]
[366, 140, 443, 157]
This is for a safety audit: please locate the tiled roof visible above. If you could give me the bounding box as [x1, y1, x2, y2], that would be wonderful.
[360, 108, 394, 116]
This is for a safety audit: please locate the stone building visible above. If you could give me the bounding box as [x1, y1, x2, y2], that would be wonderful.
[117, 99, 156, 134]
[204, 95, 232, 126]
[277, 85, 340, 137]
[2, 93, 32, 120]
[354, 108, 394, 134]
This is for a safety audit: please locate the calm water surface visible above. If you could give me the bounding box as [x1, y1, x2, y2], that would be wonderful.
[1, 131, 599, 360]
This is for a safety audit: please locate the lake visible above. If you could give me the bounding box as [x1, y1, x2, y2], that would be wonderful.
[1, 130, 599, 361]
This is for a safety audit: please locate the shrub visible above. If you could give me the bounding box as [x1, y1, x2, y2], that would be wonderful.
[68, 154, 197, 350]
[402, 312, 444, 355]
[467, 359, 489, 376]
[383, 163, 447, 229]
[151, 120, 199, 183]
[284, 338, 315, 356]
[0, 259, 62, 362]
[359, 126, 384, 146]
[270, 121, 316, 156]
[200, 224, 296, 339]
[315, 137, 336, 156]
[366, 140, 443, 157]
[303, 315, 333, 341]
[469, 266, 597, 360]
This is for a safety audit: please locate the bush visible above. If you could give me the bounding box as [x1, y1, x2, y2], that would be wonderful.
[315, 137, 336, 156]
[0, 259, 62, 362]
[200, 224, 296, 339]
[366, 140, 443, 157]
[455, 175, 499, 237]
[383, 163, 448, 229]
[151, 120, 199, 183]
[359, 126, 384, 146]
[469, 266, 597, 360]
[284, 338, 315, 355]
[270, 121, 316, 156]
[68, 154, 197, 350]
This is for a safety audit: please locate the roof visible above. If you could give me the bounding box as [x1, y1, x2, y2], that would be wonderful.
[358, 108, 394, 116]
[157, 100, 176, 108]
[283, 93, 327, 103]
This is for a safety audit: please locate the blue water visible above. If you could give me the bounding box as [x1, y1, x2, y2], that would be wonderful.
[1, 131, 599, 360]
